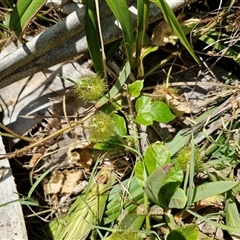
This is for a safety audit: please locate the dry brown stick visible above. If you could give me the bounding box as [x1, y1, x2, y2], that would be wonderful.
[0, 111, 95, 160]
[144, 82, 240, 90]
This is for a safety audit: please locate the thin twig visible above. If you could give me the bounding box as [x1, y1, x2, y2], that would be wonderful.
[0, 111, 95, 160]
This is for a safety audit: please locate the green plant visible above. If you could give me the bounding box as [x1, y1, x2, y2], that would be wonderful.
[3, 0, 240, 239]
[47, 165, 116, 240]
[135, 96, 176, 125]
[3, 0, 46, 40]
[102, 140, 240, 238]
[74, 75, 107, 102]
[86, 0, 199, 79]
[174, 146, 202, 171]
[88, 111, 115, 142]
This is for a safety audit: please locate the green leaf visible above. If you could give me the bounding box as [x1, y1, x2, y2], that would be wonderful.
[112, 114, 127, 137]
[105, 0, 133, 64]
[135, 96, 153, 125]
[166, 129, 190, 157]
[135, 112, 153, 126]
[136, 143, 171, 186]
[159, 165, 184, 208]
[225, 195, 240, 235]
[144, 142, 170, 175]
[9, 0, 46, 40]
[150, 0, 200, 64]
[118, 213, 145, 230]
[192, 181, 239, 203]
[135, 161, 146, 185]
[161, 166, 184, 194]
[135, 96, 152, 112]
[144, 166, 167, 206]
[135, 0, 149, 71]
[36, 13, 58, 24]
[167, 224, 199, 240]
[105, 231, 141, 240]
[166, 108, 216, 156]
[28, 165, 55, 199]
[151, 101, 175, 123]
[85, 0, 104, 75]
[109, 61, 131, 99]
[104, 176, 144, 225]
[168, 188, 187, 209]
[127, 80, 144, 98]
[163, 166, 184, 187]
[135, 98, 175, 125]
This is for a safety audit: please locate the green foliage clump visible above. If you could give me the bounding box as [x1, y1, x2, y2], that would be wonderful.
[88, 111, 115, 142]
[174, 146, 202, 171]
[74, 75, 106, 102]
[105, 231, 142, 240]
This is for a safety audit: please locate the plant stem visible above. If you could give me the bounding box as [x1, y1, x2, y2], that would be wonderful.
[135, 0, 149, 74]
[95, 0, 107, 79]
[165, 209, 177, 230]
[144, 193, 151, 235]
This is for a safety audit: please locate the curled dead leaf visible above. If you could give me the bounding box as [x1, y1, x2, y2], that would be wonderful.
[67, 140, 94, 170]
[151, 19, 173, 46]
[165, 94, 190, 117]
[44, 170, 64, 195]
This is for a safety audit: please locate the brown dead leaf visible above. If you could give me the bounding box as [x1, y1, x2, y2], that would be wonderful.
[61, 169, 83, 194]
[67, 140, 94, 170]
[151, 13, 185, 46]
[151, 14, 200, 47]
[165, 94, 190, 117]
[44, 170, 64, 195]
[151, 19, 173, 46]
[44, 169, 83, 195]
